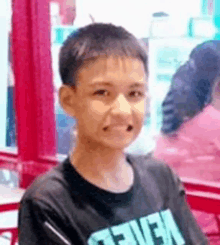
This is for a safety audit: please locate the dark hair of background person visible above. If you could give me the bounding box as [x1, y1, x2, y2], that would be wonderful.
[161, 40, 220, 135]
[59, 23, 148, 87]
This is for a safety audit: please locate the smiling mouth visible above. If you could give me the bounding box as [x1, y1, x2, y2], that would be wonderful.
[103, 125, 133, 132]
[127, 125, 133, 131]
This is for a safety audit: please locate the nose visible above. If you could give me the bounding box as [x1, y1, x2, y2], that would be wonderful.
[111, 94, 132, 116]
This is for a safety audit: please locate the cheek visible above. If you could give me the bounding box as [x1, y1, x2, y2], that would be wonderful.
[77, 101, 109, 133]
[89, 101, 109, 116]
[81, 100, 110, 129]
[133, 100, 146, 118]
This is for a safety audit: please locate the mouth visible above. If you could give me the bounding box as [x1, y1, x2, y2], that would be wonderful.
[127, 125, 133, 131]
[103, 125, 133, 132]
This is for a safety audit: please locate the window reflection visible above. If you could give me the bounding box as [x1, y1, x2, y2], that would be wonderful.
[0, 0, 18, 188]
[0, 0, 16, 151]
[51, 0, 216, 156]
[50, 0, 76, 155]
[0, 169, 19, 188]
[6, 49, 16, 148]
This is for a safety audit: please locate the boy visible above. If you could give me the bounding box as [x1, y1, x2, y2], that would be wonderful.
[18, 23, 208, 245]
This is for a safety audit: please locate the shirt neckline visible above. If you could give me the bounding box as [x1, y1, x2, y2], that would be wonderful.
[63, 154, 137, 206]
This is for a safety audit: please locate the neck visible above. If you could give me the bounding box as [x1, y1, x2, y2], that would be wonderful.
[69, 133, 135, 193]
[70, 137, 127, 178]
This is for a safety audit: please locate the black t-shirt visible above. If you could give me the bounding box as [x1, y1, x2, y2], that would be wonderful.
[18, 154, 208, 245]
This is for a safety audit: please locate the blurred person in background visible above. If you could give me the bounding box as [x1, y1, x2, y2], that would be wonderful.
[154, 40, 220, 244]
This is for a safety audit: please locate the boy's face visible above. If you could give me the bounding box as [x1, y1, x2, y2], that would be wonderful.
[62, 56, 148, 150]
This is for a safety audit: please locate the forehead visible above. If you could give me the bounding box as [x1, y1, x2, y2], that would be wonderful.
[77, 56, 146, 85]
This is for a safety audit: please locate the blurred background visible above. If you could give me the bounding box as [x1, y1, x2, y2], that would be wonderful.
[1, 1, 220, 244]
[1, 0, 219, 186]
[50, 0, 217, 155]
[1, 0, 219, 179]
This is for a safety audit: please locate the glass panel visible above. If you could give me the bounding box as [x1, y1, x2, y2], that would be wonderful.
[51, 1, 76, 155]
[0, 169, 19, 188]
[0, 0, 18, 188]
[149, 38, 205, 137]
[0, 0, 16, 153]
[51, 0, 215, 157]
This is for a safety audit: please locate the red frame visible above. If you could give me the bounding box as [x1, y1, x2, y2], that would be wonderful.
[4, 0, 57, 189]
[182, 177, 220, 214]
[0, 202, 20, 245]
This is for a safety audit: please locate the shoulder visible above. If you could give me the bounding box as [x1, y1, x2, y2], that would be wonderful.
[21, 159, 69, 206]
[128, 152, 168, 170]
[127, 153, 184, 194]
[127, 153, 176, 182]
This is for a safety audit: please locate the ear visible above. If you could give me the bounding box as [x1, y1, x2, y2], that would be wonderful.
[59, 85, 77, 117]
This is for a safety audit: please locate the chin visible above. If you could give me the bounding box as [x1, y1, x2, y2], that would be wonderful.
[101, 137, 136, 151]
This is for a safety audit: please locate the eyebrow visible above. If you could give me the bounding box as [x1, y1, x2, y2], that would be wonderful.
[129, 83, 145, 88]
[89, 82, 145, 88]
[89, 82, 113, 87]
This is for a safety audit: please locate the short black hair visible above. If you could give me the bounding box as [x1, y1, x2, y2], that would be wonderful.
[161, 40, 220, 135]
[59, 23, 148, 86]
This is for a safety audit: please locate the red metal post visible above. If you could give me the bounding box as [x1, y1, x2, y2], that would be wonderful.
[12, 0, 56, 187]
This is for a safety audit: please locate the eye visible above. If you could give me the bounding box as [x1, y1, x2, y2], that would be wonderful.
[93, 89, 110, 97]
[129, 91, 144, 98]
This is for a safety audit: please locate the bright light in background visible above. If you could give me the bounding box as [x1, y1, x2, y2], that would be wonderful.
[74, 0, 152, 38]
[151, 0, 201, 17]
[0, 0, 11, 148]
[74, 0, 202, 38]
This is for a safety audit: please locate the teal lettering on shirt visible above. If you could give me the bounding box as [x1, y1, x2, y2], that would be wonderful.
[147, 212, 168, 244]
[111, 222, 136, 244]
[139, 216, 154, 245]
[87, 228, 114, 245]
[161, 209, 185, 245]
[88, 209, 185, 245]
[129, 220, 147, 244]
